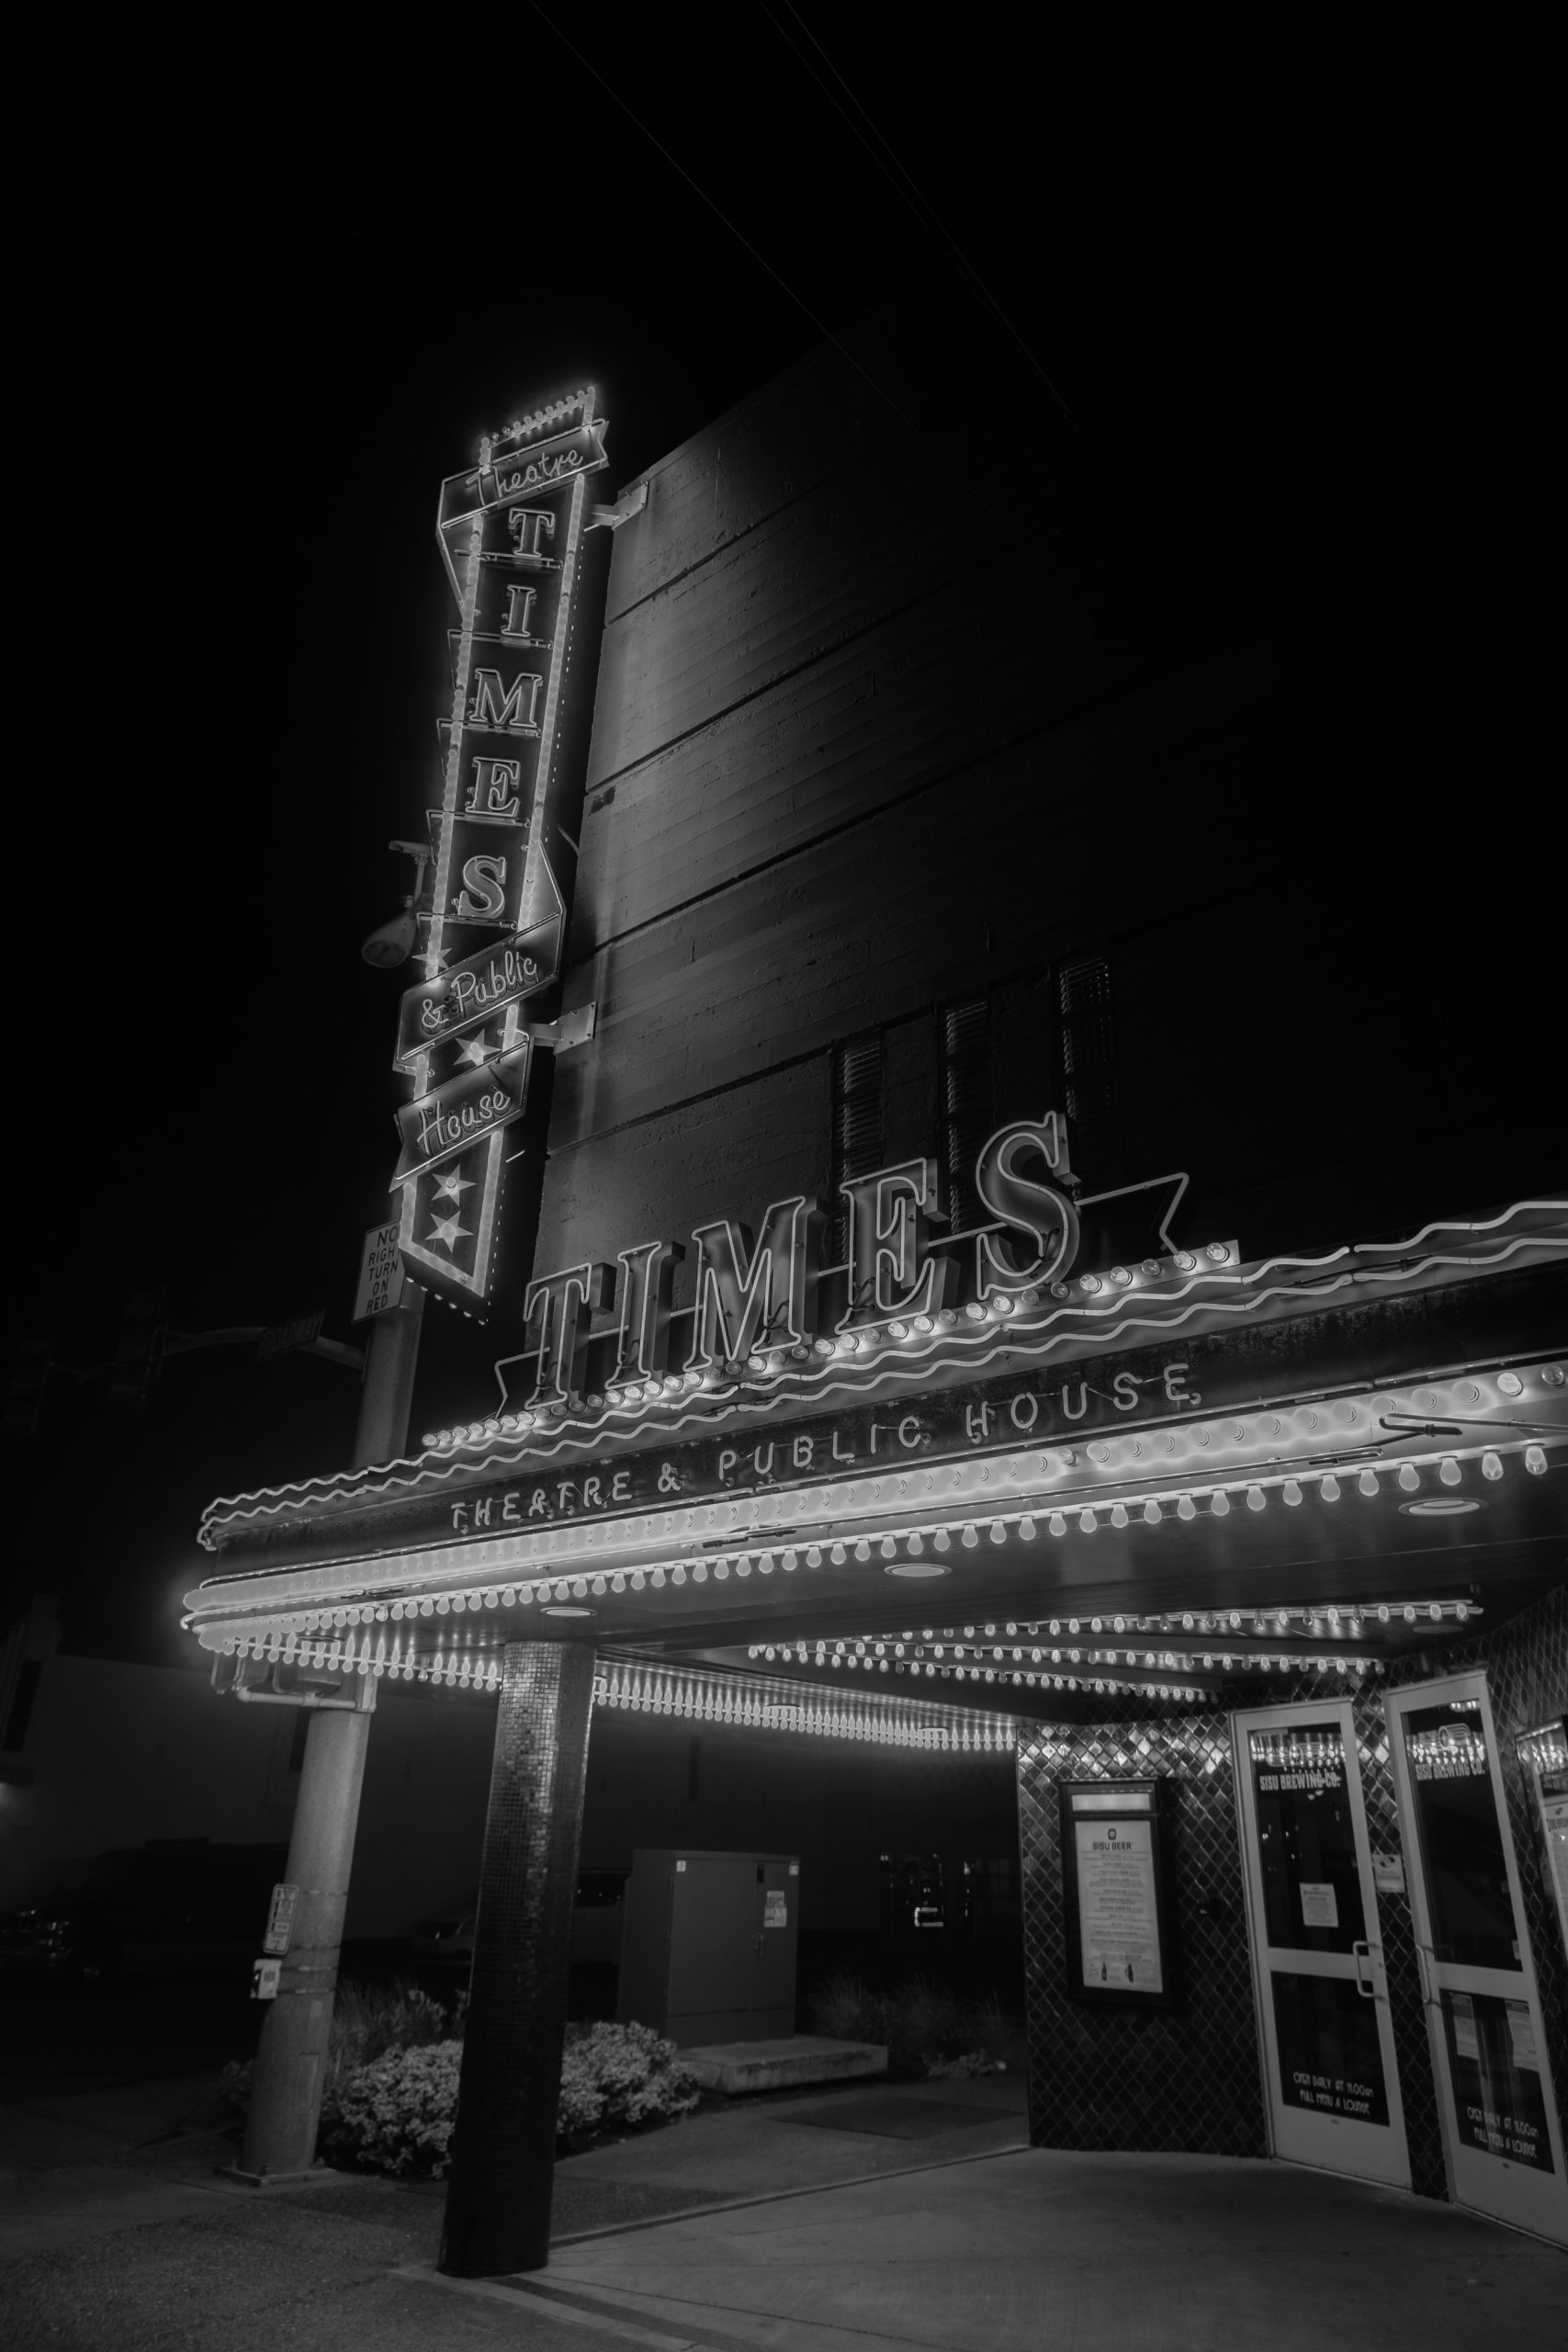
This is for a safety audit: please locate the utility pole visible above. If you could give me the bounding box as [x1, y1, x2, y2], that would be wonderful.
[230, 1283, 424, 2182]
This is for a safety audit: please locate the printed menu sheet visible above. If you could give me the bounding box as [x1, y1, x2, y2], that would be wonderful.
[1075, 1817, 1163, 1993]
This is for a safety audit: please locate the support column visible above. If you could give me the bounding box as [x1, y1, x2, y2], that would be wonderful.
[229, 1283, 423, 2182]
[353, 1284, 424, 1468]
[440, 1639, 596, 2278]
[238, 1700, 373, 2177]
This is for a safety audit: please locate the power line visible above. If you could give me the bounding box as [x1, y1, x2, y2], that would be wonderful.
[527, 6, 945, 461]
[759, 0, 1074, 421]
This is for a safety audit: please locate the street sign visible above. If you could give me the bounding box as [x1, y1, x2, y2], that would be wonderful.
[263, 1883, 300, 1956]
[353, 1222, 405, 1322]
[251, 1957, 282, 1999]
[256, 1309, 326, 1365]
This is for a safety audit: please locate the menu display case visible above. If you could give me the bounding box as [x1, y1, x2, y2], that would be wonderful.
[1059, 1779, 1179, 2010]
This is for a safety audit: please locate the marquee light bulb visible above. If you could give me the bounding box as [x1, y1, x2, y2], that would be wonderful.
[1439, 1458, 1461, 1486]
[1526, 1445, 1547, 1476]
[1398, 1463, 1419, 1492]
[1143, 1499, 1161, 1524]
[1482, 1452, 1503, 1480]
[1359, 1468, 1379, 1496]
[1321, 1474, 1340, 1501]
[1211, 1491, 1231, 1517]
[1177, 1495, 1195, 1521]
[1019, 1516, 1036, 1540]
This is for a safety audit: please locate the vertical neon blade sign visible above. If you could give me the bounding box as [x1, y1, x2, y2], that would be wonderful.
[394, 390, 609, 1315]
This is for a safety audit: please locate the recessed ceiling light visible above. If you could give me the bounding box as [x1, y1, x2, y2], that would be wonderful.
[886, 1562, 950, 1577]
[541, 1603, 594, 1616]
[1399, 1498, 1483, 1518]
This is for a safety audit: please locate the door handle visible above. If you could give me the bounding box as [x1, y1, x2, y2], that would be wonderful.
[1351, 1939, 1377, 1999]
[1415, 1944, 1438, 2007]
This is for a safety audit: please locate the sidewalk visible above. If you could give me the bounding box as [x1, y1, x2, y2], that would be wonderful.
[0, 2062, 1562, 2350]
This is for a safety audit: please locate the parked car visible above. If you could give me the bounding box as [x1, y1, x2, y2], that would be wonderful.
[0, 1839, 288, 1982]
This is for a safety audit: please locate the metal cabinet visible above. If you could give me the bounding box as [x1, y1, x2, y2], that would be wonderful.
[616, 1849, 799, 2046]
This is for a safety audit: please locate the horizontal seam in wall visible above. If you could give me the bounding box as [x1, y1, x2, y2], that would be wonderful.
[604, 446, 886, 628]
[546, 1044, 830, 1159]
[588, 504, 1053, 797]
[603, 393, 1285, 629]
[577, 526, 1553, 960]
[551, 859, 1313, 1159]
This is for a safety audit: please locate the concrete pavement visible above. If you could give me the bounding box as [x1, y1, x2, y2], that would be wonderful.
[0, 2055, 1562, 2349]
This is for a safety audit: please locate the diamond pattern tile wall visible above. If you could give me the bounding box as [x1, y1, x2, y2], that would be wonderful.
[1016, 1713, 1268, 2157]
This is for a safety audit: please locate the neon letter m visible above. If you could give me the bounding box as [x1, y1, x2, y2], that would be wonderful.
[468, 668, 543, 733]
[689, 1198, 819, 1369]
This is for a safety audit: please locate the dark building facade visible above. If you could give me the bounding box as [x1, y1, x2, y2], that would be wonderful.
[190, 284, 1566, 2262]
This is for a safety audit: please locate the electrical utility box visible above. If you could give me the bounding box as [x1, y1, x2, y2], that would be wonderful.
[616, 1849, 800, 2046]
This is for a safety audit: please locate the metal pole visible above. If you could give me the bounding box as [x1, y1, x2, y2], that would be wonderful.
[235, 1699, 373, 2179]
[230, 1283, 425, 2182]
[440, 1639, 596, 2276]
[352, 1283, 425, 1469]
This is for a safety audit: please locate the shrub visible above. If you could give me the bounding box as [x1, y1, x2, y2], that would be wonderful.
[305, 2018, 697, 2177]
[808, 1969, 886, 2045]
[220, 1977, 457, 2122]
[332, 1977, 452, 2072]
[806, 1973, 1012, 2078]
[321, 2040, 462, 2176]
[558, 2021, 701, 2143]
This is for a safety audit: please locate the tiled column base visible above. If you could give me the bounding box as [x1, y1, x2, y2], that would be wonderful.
[440, 1639, 595, 2277]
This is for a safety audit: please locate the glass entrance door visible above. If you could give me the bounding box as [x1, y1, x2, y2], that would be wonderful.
[1235, 1702, 1409, 2187]
[1387, 1674, 1568, 2244]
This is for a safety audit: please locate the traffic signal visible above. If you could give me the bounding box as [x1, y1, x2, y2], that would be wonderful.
[2, 1329, 55, 1440]
[108, 1290, 167, 1408]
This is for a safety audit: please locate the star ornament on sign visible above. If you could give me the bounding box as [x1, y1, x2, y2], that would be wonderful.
[453, 1030, 493, 1069]
[433, 1167, 474, 1203]
[428, 1212, 471, 1252]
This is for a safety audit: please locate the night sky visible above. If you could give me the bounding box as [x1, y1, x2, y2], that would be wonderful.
[8, 12, 1555, 1662]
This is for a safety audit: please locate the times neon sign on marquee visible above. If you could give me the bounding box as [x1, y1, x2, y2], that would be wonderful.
[508, 1109, 1226, 1419]
[389, 390, 611, 1313]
